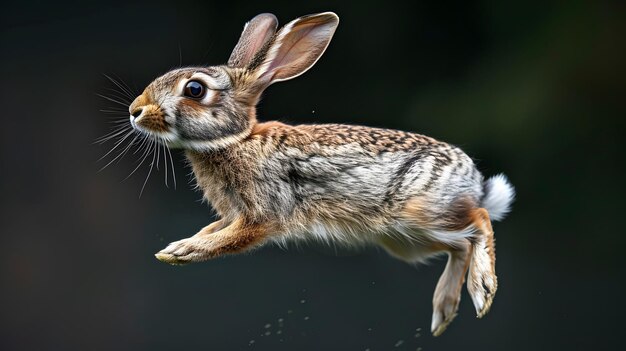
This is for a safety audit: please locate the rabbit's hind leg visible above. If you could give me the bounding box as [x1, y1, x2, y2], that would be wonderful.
[377, 235, 471, 336]
[393, 196, 477, 335]
[466, 208, 498, 318]
[431, 239, 472, 336]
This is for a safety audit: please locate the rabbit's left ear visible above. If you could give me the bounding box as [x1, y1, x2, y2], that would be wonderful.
[253, 12, 339, 87]
[228, 13, 279, 68]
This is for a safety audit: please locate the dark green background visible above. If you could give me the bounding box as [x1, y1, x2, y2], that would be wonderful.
[1, 0, 624, 350]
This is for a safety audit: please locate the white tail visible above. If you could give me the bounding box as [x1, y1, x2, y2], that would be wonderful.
[481, 174, 515, 221]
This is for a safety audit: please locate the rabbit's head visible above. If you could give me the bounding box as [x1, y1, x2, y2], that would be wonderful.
[128, 12, 339, 150]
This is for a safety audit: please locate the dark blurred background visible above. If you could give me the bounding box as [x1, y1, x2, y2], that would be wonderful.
[1, 0, 624, 350]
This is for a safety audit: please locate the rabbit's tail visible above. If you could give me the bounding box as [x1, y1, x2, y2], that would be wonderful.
[480, 174, 515, 221]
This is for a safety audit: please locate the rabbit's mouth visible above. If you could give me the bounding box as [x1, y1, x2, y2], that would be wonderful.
[129, 113, 182, 147]
[128, 91, 179, 141]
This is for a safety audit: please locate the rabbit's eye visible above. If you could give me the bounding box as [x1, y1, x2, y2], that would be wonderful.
[184, 80, 206, 99]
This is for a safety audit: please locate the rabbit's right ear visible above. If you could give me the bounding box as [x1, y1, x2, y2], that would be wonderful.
[228, 13, 279, 68]
[251, 12, 339, 89]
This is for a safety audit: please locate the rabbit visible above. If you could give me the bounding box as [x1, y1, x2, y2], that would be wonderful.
[126, 12, 515, 336]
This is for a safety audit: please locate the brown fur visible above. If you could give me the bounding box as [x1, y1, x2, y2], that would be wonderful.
[298, 124, 440, 153]
[155, 218, 278, 265]
[471, 208, 496, 268]
[249, 121, 289, 137]
[179, 98, 212, 115]
[135, 104, 168, 133]
[401, 196, 477, 233]
[466, 208, 498, 318]
[130, 93, 149, 113]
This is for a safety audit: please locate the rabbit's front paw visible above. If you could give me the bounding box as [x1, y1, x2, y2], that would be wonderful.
[155, 237, 212, 265]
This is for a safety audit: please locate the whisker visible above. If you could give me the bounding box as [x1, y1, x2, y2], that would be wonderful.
[162, 142, 169, 188]
[100, 109, 129, 115]
[95, 121, 129, 136]
[98, 130, 134, 162]
[103, 73, 136, 100]
[101, 105, 127, 110]
[102, 121, 129, 130]
[115, 133, 141, 164]
[111, 73, 137, 99]
[165, 143, 177, 189]
[124, 138, 154, 181]
[98, 133, 138, 172]
[104, 87, 133, 101]
[155, 140, 161, 171]
[101, 107, 128, 111]
[96, 124, 127, 138]
[133, 134, 150, 155]
[94, 126, 131, 144]
[140, 141, 158, 197]
[106, 119, 130, 125]
[96, 93, 129, 108]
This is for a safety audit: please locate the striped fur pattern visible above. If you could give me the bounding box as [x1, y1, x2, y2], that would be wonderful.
[125, 12, 515, 336]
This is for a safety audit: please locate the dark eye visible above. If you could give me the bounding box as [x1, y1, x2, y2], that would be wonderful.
[184, 80, 206, 99]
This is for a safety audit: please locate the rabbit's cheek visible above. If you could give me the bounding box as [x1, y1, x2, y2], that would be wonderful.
[178, 98, 209, 118]
[159, 97, 180, 126]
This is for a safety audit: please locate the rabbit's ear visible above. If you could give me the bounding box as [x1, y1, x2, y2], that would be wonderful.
[253, 12, 339, 87]
[228, 13, 278, 68]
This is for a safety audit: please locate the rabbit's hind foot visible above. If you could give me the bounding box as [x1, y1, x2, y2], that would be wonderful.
[466, 208, 498, 318]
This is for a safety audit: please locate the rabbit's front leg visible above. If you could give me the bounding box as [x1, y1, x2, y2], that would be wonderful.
[202, 218, 228, 234]
[155, 218, 271, 265]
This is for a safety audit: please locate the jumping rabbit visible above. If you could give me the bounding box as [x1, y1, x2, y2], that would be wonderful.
[125, 12, 515, 336]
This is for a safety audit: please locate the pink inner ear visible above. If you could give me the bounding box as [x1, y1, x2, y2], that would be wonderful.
[263, 15, 338, 83]
[240, 22, 276, 65]
[269, 26, 316, 69]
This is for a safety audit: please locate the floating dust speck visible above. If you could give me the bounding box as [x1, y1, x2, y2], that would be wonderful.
[365, 349, 370, 351]
[394, 340, 404, 347]
[414, 332, 421, 338]
[367, 327, 373, 332]
[288, 309, 293, 314]
[248, 339, 255, 345]
[304, 316, 310, 321]
[416, 348, 422, 351]
[416, 328, 422, 332]
[312, 110, 315, 114]
[264, 323, 271, 329]
[300, 299, 306, 304]
[372, 281, 376, 285]
[264, 330, 271, 336]
[277, 330, 282, 335]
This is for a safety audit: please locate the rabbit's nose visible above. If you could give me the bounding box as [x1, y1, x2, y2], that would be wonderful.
[131, 108, 143, 118]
